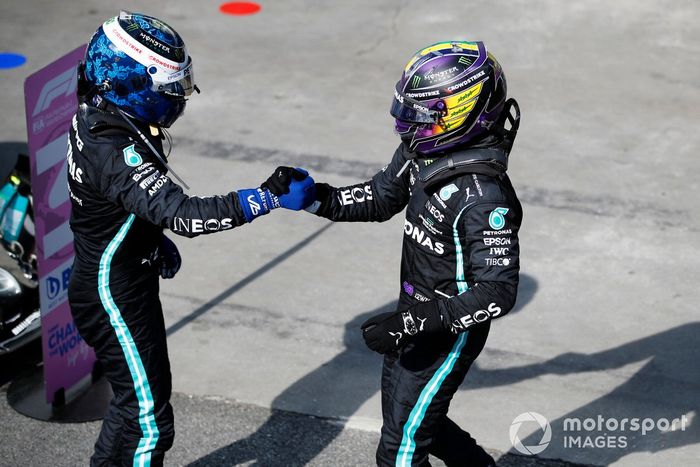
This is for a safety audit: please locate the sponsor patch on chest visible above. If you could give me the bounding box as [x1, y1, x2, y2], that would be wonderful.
[404, 220, 445, 255]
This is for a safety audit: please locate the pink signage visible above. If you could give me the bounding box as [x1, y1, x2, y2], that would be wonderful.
[24, 44, 95, 403]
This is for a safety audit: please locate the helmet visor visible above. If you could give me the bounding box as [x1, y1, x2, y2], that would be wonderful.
[390, 84, 440, 124]
[152, 59, 196, 97]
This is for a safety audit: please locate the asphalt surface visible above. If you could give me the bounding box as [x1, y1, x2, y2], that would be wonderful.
[0, 384, 590, 467]
[1, 0, 699, 466]
[0, 346, 588, 467]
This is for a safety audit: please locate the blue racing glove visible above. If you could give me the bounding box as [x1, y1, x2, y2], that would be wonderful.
[263, 167, 316, 210]
[159, 234, 181, 279]
[237, 167, 316, 222]
[237, 187, 280, 223]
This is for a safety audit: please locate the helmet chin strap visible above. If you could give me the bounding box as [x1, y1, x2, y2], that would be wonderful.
[115, 108, 190, 190]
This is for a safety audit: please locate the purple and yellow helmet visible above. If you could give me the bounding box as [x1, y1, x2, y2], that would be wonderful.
[391, 41, 507, 155]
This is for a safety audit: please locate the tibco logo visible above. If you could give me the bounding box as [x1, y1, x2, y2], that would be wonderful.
[486, 257, 511, 266]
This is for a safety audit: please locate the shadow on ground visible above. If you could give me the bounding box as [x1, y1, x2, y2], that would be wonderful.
[469, 322, 700, 465]
[189, 274, 547, 466]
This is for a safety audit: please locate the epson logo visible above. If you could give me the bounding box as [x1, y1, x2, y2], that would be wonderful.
[404, 220, 445, 255]
[484, 237, 511, 246]
[173, 217, 233, 234]
[132, 165, 155, 182]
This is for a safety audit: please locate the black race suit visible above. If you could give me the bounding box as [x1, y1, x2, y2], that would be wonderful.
[313, 142, 522, 466]
[66, 104, 248, 466]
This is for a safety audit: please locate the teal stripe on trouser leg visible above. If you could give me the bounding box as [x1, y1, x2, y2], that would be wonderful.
[394, 205, 473, 465]
[394, 332, 469, 466]
[97, 214, 160, 467]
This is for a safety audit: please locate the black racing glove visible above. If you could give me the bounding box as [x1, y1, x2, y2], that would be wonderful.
[239, 167, 316, 221]
[262, 166, 310, 196]
[361, 301, 443, 354]
[159, 234, 181, 279]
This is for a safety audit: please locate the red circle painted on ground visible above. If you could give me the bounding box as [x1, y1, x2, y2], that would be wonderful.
[219, 2, 261, 15]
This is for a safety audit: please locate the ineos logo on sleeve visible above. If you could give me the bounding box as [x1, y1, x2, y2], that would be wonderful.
[173, 217, 233, 233]
[339, 185, 373, 206]
[456, 302, 502, 328]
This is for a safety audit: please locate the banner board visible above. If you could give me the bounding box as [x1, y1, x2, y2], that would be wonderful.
[24, 44, 95, 403]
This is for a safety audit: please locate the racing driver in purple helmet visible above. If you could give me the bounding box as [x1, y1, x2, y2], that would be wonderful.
[305, 41, 522, 466]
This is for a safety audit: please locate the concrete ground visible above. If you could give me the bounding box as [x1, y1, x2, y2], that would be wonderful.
[1, 0, 699, 466]
[0, 346, 586, 467]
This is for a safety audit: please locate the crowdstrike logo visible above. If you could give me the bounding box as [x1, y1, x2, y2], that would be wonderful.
[510, 412, 552, 455]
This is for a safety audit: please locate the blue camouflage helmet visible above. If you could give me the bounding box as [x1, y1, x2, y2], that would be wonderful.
[84, 11, 197, 127]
